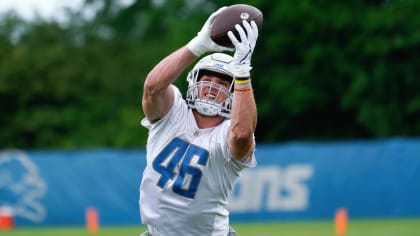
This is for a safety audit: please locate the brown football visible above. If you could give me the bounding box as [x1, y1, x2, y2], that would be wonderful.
[210, 4, 263, 48]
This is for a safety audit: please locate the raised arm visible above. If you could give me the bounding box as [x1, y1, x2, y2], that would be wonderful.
[142, 47, 196, 123]
[227, 20, 259, 161]
[142, 7, 231, 123]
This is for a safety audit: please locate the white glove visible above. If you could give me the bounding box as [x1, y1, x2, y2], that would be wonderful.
[187, 7, 233, 57]
[228, 20, 259, 78]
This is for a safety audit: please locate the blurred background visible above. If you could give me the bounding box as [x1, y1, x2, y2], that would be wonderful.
[1, 0, 419, 234]
[1, 0, 419, 148]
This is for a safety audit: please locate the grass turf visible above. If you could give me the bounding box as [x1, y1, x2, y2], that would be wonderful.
[3, 218, 419, 236]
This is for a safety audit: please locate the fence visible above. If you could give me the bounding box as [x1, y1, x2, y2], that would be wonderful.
[1, 138, 419, 226]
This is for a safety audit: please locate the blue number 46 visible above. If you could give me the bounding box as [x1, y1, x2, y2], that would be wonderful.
[152, 138, 209, 199]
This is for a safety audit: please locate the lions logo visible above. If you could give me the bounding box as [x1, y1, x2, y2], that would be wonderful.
[0, 150, 47, 223]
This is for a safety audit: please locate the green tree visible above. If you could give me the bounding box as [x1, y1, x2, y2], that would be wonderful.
[252, 0, 420, 142]
[0, 0, 419, 149]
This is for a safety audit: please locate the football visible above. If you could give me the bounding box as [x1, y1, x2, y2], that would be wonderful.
[210, 4, 263, 48]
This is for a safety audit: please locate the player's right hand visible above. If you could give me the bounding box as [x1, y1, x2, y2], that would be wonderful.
[187, 7, 233, 57]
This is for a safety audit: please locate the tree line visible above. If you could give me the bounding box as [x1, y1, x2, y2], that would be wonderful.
[0, 0, 419, 149]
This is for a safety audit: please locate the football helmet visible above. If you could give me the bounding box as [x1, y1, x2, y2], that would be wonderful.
[186, 53, 234, 118]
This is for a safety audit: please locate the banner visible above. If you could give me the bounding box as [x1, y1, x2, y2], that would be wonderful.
[0, 149, 142, 226]
[0, 138, 419, 226]
[229, 138, 420, 221]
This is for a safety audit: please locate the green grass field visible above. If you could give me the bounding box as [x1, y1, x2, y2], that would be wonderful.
[3, 218, 419, 236]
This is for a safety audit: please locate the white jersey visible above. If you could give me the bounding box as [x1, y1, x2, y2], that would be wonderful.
[140, 85, 256, 236]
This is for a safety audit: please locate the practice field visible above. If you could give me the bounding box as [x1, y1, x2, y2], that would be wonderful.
[4, 218, 420, 236]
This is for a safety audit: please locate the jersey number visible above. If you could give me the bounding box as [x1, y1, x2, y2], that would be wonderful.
[153, 138, 209, 199]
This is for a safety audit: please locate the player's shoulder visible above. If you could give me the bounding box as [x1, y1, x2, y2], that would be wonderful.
[163, 85, 189, 124]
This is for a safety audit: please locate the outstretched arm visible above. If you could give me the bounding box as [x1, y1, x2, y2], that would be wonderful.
[227, 21, 259, 161]
[142, 47, 196, 123]
[142, 7, 231, 123]
[229, 78, 257, 161]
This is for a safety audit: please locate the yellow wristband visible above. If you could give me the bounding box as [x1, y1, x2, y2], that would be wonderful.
[234, 79, 252, 92]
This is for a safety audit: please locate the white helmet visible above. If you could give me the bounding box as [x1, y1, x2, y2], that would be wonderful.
[186, 53, 234, 118]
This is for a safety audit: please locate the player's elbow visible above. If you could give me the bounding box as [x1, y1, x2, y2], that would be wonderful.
[229, 127, 254, 160]
[143, 73, 159, 97]
[230, 126, 254, 147]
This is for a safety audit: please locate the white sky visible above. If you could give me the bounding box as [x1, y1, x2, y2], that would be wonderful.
[0, 0, 84, 21]
[0, 0, 135, 22]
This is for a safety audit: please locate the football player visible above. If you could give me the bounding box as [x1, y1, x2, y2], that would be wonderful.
[139, 6, 259, 236]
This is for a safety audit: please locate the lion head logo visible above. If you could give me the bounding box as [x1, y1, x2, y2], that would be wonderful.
[0, 150, 47, 223]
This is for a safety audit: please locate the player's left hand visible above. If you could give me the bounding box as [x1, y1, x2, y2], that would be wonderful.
[228, 20, 259, 78]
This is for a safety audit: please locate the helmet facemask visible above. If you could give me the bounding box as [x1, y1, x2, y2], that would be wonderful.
[186, 53, 234, 118]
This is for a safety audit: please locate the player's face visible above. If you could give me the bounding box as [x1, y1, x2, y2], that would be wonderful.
[198, 74, 231, 103]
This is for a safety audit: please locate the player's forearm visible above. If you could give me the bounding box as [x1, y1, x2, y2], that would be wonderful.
[144, 46, 197, 95]
[142, 46, 197, 122]
[229, 83, 257, 159]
